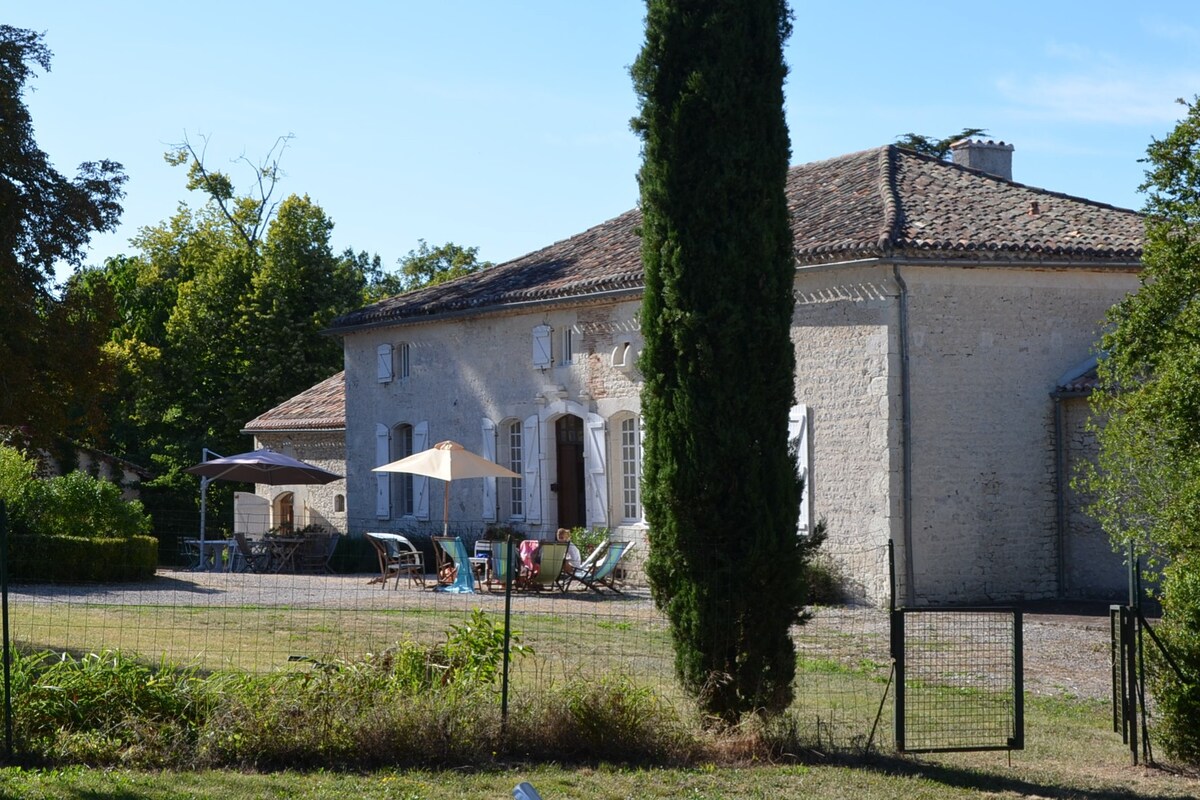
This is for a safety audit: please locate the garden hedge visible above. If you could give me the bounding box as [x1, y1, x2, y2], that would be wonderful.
[5, 534, 158, 583]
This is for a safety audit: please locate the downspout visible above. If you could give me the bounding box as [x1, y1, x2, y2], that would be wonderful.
[1052, 394, 1067, 598]
[893, 265, 916, 606]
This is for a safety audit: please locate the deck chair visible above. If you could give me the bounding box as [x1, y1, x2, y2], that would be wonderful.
[562, 540, 636, 594]
[296, 533, 339, 574]
[433, 536, 479, 593]
[554, 539, 605, 588]
[487, 539, 518, 591]
[526, 541, 568, 591]
[366, 532, 425, 589]
[232, 532, 270, 573]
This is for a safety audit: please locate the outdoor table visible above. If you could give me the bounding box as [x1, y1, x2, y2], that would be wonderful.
[264, 537, 306, 573]
[185, 538, 235, 572]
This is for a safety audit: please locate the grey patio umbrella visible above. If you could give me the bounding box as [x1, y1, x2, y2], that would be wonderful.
[373, 440, 519, 536]
[186, 448, 342, 549]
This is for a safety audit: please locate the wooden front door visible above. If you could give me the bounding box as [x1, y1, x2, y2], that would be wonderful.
[555, 415, 586, 529]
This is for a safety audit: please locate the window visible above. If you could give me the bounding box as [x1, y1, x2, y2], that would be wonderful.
[620, 416, 641, 521]
[392, 423, 414, 516]
[507, 420, 524, 519]
[561, 327, 574, 365]
[397, 342, 410, 379]
[334, 494, 345, 513]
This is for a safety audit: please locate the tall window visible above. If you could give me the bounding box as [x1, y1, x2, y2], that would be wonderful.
[561, 327, 574, 365]
[392, 423, 414, 516]
[621, 416, 641, 521]
[507, 420, 524, 519]
[397, 342, 411, 379]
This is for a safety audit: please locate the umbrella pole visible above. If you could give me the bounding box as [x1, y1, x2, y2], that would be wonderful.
[443, 482, 450, 537]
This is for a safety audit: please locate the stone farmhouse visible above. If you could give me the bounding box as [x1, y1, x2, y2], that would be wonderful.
[256, 140, 1143, 606]
[241, 371, 349, 534]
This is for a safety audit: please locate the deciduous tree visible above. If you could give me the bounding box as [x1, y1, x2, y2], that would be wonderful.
[0, 26, 125, 447]
[1083, 96, 1200, 764]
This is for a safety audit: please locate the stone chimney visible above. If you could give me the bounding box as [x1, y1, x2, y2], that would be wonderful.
[949, 139, 1014, 181]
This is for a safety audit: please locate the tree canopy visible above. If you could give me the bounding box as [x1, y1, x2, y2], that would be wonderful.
[895, 127, 988, 160]
[369, 239, 493, 299]
[1082, 96, 1200, 763]
[88, 141, 373, 516]
[0, 25, 126, 448]
[633, 0, 807, 723]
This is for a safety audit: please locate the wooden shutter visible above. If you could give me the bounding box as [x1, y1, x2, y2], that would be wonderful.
[523, 415, 542, 523]
[413, 421, 429, 520]
[375, 423, 390, 518]
[584, 413, 609, 527]
[481, 418, 497, 522]
[532, 325, 552, 368]
[788, 404, 811, 535]
[377, 344, 394, 383]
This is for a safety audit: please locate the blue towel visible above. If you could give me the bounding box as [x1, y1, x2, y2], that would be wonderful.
[434, 537, 476, 594]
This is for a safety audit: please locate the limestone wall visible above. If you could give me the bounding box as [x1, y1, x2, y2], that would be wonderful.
[901, 266, 1137, 603]
[250, 431, 348, 534]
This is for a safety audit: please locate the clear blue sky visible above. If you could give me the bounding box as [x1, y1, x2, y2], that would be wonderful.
[9, 1, 1200, 282]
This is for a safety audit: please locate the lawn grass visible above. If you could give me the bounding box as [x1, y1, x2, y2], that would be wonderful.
[6, 585, 1195, 795]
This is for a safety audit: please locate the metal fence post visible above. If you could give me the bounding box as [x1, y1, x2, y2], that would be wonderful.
[500, 536, 514, 731]
[1, 500, 12, 760]
[891, 607, 905, 752]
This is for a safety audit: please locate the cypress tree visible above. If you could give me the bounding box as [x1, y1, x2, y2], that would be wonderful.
[632, 0, 805, 722]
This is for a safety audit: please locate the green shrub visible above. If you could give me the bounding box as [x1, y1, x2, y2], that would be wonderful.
[6, 534, 158, 582]
[0, 444, 39, 534]
[22, 469, 152, 539]
[1150, 560, 1200, 763]
[11, 649, 212, 766]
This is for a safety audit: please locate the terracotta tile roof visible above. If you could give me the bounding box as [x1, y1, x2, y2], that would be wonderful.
[1054, 358, 1101, 397]
[242, 371, 345, 432]
[331, 145, 1143, 331]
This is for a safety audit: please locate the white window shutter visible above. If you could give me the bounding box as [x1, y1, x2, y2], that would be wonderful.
[375, 423, 390, 518]
[788, 404, 811, 535]
[413, 421, 430, 520]
[481, 418, 497, 522]
[584, 413, 609, 527]
[377, 344, 394, 383]
[532, 325, 552, 368]
[523, 415, 542, 523]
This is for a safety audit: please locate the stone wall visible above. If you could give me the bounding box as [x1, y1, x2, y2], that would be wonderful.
[343, 297, 646, 542]
[792, 265, 900, 604]
[901, 266, 1137, 603]
[250, 431, 348, 534]
[1061, 396, 1129, 600]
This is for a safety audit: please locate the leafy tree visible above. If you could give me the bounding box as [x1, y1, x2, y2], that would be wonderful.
[632, 0, 806, 722]
[91, 142, 374, 516]
[1082, 96, 1200, 764]
[384, 239, 493, 295]
[0, 26, 125, 447]
[895, 127, 988, 160]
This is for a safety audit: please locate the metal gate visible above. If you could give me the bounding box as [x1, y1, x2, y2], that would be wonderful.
[892, 607, 1024, 753]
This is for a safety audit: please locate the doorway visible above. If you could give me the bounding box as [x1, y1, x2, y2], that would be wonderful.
[555, 415, 587, 529]
[274, 492, 295, 533]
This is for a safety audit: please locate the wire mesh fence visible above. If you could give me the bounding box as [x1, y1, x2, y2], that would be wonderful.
[2, 510, 897, 751]
[894, 607, 1023, 753]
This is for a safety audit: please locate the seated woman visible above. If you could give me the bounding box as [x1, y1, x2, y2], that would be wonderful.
[557, 527, 581, 572]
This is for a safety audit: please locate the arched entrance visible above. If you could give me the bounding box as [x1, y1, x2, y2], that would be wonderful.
[274, 492, 295, 533]
[555, 415, 587, 529]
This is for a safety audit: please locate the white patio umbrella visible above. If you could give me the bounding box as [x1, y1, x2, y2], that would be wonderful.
[373, 440, 519, 535]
